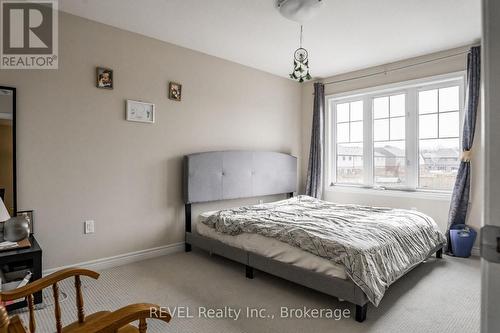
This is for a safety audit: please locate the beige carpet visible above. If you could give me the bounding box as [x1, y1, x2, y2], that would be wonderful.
[15, 250, 480, 333]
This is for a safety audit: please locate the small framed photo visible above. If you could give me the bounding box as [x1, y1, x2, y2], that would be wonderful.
[168, 82, 182, 101]
[96, 67, 113, 89]
[126, 100, 155, 123]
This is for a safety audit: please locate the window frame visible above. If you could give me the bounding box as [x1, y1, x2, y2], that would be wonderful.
[330, 97, 366, 186]
[370, 90, 410, 190]
[325, 71, 466, 196]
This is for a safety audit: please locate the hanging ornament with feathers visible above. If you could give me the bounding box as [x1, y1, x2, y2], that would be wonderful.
[289, 25, 312, 82]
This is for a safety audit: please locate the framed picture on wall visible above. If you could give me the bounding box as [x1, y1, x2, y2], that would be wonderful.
[96, 67, 113, 89]
[126, 100, 155, 124]
[168, 82, 182, 101]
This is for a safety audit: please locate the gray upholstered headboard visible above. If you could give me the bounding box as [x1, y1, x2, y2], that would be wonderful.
[183, 151, 297, 204]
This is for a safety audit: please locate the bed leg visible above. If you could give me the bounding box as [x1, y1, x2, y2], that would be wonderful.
[355, 304, 367, 323]
[185, 203, 192, 253]
[245, 265, 254, 279]
[436, 248, 443, 259]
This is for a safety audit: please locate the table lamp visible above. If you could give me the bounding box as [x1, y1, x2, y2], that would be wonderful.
[0, 198, 29, 242]
[0, 197, 10, 224]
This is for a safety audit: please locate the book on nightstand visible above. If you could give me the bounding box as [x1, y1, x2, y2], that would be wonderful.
[0, 238, 31, 252]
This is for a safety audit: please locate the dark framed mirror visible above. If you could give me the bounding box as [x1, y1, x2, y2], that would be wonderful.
[0, 86, 16, 215]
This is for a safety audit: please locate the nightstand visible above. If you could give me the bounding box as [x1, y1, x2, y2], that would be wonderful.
[0, 235, 42, 312]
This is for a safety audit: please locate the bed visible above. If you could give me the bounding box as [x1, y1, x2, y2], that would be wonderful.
[183, 151, 445, 322]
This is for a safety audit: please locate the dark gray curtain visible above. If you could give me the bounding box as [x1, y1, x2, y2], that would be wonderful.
[446, 46, 481, 253]
[305, 82, 325, 199]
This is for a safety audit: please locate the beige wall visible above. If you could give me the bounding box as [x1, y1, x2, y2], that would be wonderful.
[301, 46, 482, 241]
[0, 12, 480, 269]
[0, 13, 302, 269]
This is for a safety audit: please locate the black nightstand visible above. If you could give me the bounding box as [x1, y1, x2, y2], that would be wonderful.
[0, 235, 42, 311]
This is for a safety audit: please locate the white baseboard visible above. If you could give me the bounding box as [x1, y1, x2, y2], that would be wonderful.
[42, 242, 479, 275]
[471, 246, 480, 257]
[43, 242, 185, 276]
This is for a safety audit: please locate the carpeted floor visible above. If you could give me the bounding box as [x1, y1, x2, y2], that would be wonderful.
[15, 250, 480, 333]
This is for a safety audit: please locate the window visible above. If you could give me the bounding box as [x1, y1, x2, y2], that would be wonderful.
[418, 86, 460, 190]
[327, 73, 464, 193]
[373, 94, 406, 187]
[335, 100, 363, 184]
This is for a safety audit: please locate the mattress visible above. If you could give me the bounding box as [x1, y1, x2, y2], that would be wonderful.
[201, 195, 446, 306]
[196, 211, 347, 280]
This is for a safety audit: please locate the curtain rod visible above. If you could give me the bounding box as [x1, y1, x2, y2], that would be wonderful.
[318, 46, 479, 87]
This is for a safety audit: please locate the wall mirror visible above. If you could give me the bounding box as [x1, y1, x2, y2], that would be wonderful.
[0, 86, 16, 215]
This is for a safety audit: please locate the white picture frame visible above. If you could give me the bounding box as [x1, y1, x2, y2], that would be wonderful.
[126, 100, 155, 123]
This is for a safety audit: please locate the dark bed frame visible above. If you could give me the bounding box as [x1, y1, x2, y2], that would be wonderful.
[183, 151, 443, 322]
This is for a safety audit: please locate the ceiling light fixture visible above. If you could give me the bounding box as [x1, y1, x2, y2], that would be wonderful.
[276, 0, 324, 23]
[276, 0, 323, 82]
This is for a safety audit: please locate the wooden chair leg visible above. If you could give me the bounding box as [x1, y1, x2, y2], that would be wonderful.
[139, 318, 147, 333]
[75, 276, 85, 323]
[53, 282, 62, 333]
[28, 294, 36, 333]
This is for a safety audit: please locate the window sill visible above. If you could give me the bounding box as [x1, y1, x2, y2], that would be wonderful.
[325, 185, 452, 201]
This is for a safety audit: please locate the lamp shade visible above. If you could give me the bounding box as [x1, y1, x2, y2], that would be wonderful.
[0, 197, 10, 223]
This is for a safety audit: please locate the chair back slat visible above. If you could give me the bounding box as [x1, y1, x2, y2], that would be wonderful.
[138, 318, 147, 333]
[27, 294, 35, 333]
[52, 283, 62, 333]
[74, 276, 85, 324]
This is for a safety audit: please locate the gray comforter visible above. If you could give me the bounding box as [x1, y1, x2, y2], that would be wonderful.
[202, 195, 446, 306]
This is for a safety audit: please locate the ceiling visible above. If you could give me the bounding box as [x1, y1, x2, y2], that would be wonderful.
[60, 0, 481, 79]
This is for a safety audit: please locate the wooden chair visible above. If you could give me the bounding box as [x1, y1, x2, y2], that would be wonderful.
[0, 268, 171, 333]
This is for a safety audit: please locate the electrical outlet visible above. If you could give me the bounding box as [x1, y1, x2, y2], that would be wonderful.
[84, 220, 95, 234]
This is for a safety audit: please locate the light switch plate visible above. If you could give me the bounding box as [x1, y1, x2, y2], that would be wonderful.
[84, 220, 95, 234]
